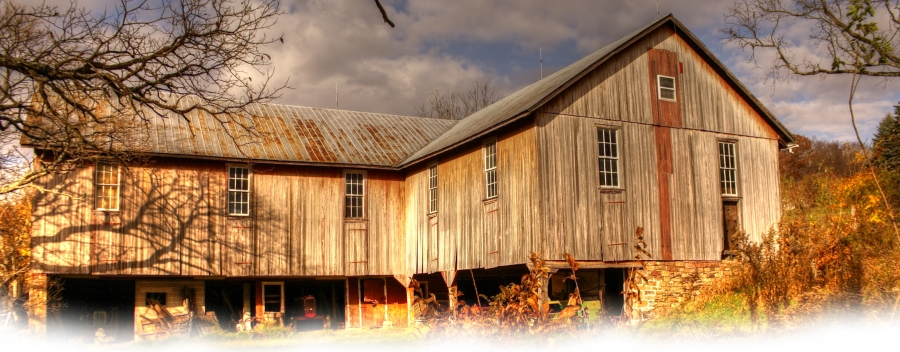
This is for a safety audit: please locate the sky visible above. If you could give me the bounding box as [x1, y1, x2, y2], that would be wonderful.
[42, 0, 900, 142]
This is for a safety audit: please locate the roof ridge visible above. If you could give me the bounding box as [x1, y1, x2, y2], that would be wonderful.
[398, 15, 675, 166]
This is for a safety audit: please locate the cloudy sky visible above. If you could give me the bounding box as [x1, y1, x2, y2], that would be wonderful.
[58, 0, 900, 141]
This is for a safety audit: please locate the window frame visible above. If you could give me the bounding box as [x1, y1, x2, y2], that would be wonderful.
[344, 169, 367, 219]
[427, 163, 438, 214]
[227, 164, 252, 217]
[261, 281, 285, 313]
[483, 138, 498, 200]
[657, 74, 676, 102]
[717, 140, 739, 197]
[94, 162, 121, 211]
[597, 127, 622, 189]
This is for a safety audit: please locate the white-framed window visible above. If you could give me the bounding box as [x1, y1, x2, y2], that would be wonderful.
[262, 282, 284, 313]
[428, 163, 438, 214]
[657, 75, 676, 101]
[345, 171, 365, 218]
[598, 128, 620, 188]
[483, 139, 498, 199]
[94, 162, 120, 211]
[718, 141, 738, 196]
[227, 166, 251, 216]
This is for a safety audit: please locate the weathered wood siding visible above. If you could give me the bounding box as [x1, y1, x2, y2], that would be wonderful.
[536, 114, 662, 261]
[534, 25, 782, 261]
[541, 26, 778, 140]
[404, 122, 540, 274]
[31, 159, 407, 276]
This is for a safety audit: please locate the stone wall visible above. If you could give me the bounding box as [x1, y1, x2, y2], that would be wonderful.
[628, 260, 739, 320]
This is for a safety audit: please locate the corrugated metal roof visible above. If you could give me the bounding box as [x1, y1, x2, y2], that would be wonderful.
[138, 101, 457, 167]
[400, 14, 796, 165]
[24, 15, 795, 169]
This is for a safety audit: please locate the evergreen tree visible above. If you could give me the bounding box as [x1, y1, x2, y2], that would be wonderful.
[872, 107, 900, 171]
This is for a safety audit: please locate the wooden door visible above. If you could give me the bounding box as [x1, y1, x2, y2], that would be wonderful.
[224, 218, 253, 276]
[483, 200, 499, 268]
[601, 192, 627, 261]
[91, 212, 122, 274]
[427, 215, 439, 273]
[344, 221, 368, 276]
[722, 200, 740, 255]
[361, 279, 386, 328]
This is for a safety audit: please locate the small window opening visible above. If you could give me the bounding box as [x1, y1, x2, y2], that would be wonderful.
[598, 128, 620, 188]
[228, 166, 251, 216]
[345, 172, 365, 218]
[263, 283, 284, 313]
[145, 292, 167, 306]
[95, 163, 120, 210]
[483, 140, 497, 199]
[658, 75, 676, 101]
[428, 164, 438, 213]
[718, 142, 738, 196]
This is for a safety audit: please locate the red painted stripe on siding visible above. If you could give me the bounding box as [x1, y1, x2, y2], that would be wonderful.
[654, 127, 674, 260]
[649, 47, 679, 261]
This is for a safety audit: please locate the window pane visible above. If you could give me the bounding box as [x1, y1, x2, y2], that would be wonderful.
[598, 128, 620, 188]
[95, 164, 120, 210]
[718, 142, 738, 196]
[660, 88, 675, 100]
[659, 76, 675, 89]
[428, 165, 438, 213]
[227, 167, 251, 215]
[484, 141, 497, 198]
[345, 172, 365, 218]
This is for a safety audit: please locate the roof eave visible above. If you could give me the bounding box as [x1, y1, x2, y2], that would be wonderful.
[664, 16, 797, 147]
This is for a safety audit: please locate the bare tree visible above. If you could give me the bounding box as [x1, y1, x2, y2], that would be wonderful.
[723, 0, 900, 238]
[0, 0, 292, 196]
[415, 80, 501, 120]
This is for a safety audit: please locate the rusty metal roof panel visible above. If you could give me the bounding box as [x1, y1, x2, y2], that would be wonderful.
[130, 103, 457, 167]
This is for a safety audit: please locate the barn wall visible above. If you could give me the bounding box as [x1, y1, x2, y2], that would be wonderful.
[541, 26, 779, 140]
[534, 25, 783, 261]
[31, 158, 407, 277]
[403, 121, 540, 274]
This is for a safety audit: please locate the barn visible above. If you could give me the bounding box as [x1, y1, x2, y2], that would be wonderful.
[24, 14, 795, 339]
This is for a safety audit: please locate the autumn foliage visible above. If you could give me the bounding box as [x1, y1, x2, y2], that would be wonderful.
[0, 194, 31, 327]
[722, 132, 900, 327]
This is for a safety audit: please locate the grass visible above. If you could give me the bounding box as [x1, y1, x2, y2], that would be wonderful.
[637, 291, 760, 339]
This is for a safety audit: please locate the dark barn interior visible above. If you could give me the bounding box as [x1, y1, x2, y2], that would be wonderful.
[284, 279, 346, 330]
[50, 277, 135, 342]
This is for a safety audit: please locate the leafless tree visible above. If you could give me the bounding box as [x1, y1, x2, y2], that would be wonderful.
[0, 0, 291, 197]
[415, 80, 502, 120]
[723, 0, 900, 238]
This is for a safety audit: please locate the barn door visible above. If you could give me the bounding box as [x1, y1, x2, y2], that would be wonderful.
[225, 218, 254, 276]
[91, 212, 122, 274]
[427, 215, 439, 273]
[483, 200, 499, 268]
[344, 221, 368, 275]
[361, 278, 386, 328]
[601, 192, 627, 261]
[722, 200, 740, 257]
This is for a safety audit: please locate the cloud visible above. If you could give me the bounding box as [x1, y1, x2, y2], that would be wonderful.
[27, 0, 900, 141]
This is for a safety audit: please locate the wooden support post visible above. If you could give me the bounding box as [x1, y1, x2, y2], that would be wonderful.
[448, 286, 458, 318]
[242, 283, 251, 330]
[406, 287, 415, 326]
[538, 269, 557, 319]
[27, 273, 48, 335]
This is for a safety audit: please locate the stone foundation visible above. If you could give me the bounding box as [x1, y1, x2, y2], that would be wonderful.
[627, 260, 739, 320]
